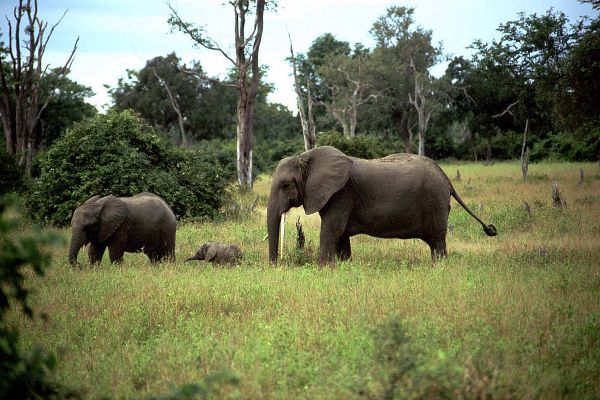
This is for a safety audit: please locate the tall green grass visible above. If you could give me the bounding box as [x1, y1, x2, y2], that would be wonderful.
[8, 161, 600, 399]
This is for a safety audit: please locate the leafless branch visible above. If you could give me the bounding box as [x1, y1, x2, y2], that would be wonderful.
[168, 3, 237, 66]
[492, 100, 518, 119]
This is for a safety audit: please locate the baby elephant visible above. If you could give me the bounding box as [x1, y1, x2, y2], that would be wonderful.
[186, 242, 242, 266]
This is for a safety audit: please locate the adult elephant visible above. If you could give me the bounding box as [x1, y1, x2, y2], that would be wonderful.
[68, 192, 176, 265]
[267, 146, 497, 264]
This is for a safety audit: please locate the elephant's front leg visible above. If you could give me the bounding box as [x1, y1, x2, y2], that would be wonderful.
[318, 226, 338, 265]
[87, 243, 106, 265]
[319, 218, 349, 265]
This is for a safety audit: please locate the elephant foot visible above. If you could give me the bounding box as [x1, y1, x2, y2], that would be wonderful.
[429, 241, 448, 260]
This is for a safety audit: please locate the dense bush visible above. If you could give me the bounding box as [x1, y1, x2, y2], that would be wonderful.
[254, 136, 305, 173]
[26, 111, 234, 226]
[316, 131, 401, 159]
[530, 126, 600, 161]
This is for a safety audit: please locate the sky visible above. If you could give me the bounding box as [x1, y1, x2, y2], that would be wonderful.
[0, 0, 596, 112]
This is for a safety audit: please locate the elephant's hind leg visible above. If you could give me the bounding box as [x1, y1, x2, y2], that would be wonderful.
[428, 239, 447, 260]
[336, 235, 352, 261]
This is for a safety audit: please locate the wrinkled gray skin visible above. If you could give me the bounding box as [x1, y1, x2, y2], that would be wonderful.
[267, 146, 497, 265]
[68, 192, 176, 265]
[186, 242, 242, 265]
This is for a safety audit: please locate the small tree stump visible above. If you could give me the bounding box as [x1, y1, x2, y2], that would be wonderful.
[456, 169, 461, 181]
[295, 216, 305, 250]
[551, 181, 567, 208]
[577, 168, 584, 188]
[522, 201, 532, 216]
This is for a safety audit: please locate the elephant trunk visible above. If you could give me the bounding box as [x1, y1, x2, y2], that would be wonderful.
[267, 202, 281, 263]
[68, 230, 86, 265]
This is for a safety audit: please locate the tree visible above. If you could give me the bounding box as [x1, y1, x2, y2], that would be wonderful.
[318, 49, 384, 138]
[110, 53, 213, 145]
[408, 61, 433, 156]
[37, 71, 95, 148]
[496, 9, 584, 133]
[295, 33, 352, 132]
[369, 6, 441, 153]
[168, 0, 270, 191]
[563, 14, 600, 127]
[0, 0, 78, 173]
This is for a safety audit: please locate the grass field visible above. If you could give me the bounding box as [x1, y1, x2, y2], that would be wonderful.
[9, 161, 600, 399]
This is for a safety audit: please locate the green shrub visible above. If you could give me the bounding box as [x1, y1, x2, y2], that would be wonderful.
[26, 111, 234, 226]
[530, 126, 600, 162]
[254, 136, 305, 174]
[317, 131, 392, 159]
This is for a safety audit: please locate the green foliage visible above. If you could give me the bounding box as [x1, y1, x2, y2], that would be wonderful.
[530, 126, 600, 161]
[0, 145, 25, 196]
[254, 136, 305, 174]
[26, 111, 233, 226]
[316, 131, 399, 159]
[39, 71, 97, 148]
[0, 195, 77, 399]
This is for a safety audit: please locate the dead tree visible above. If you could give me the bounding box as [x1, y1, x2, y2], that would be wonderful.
[520, 119, 529, 181]
[321, 54, 384, 138]
[458, 119, 477, 161]
[151, 68, 187, 146]
[169, 0, 266, 190]
[0, 0, 78, 174]
[288, 34, 315, 150]
[551, 181, 567, 208]
[522, 201, 532, 216]
[408, 60, 433, 156]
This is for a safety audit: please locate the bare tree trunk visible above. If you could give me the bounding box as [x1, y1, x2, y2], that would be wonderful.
[520, 119, 529, 181]
[486, 136, 492, 164]
[237, 92, 254, 189]
[395, 111, 412, 153]
[408, 64, 432, 156]
[168, 0, 265, 191]
[305, 81, 316, 148]
[289, 34, 316, 150]
[152, 68, 187, 146]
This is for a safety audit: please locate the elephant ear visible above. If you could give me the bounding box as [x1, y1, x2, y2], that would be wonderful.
[83, 195, 101, 205]
[303, 146, 353, 215]
[98, 195, 128, 243]
[205, 244, 218, 262]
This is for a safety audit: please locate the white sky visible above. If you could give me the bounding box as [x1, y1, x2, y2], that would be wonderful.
[1, 0, 596, 112]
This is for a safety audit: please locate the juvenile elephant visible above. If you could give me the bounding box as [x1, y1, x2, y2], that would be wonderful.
[267, 146, 497, 264]
[68, 192, 176, 265]
[186, 242, 242, 265]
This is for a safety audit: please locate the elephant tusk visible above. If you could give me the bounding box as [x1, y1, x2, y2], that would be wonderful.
[280, 211, 287, 258]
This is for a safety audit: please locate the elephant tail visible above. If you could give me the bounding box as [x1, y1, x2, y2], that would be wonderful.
[450, 188, 498, 236]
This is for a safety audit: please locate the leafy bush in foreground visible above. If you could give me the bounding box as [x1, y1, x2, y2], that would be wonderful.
[26, 111, 234, 226]
[0, 195, 78, 399]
